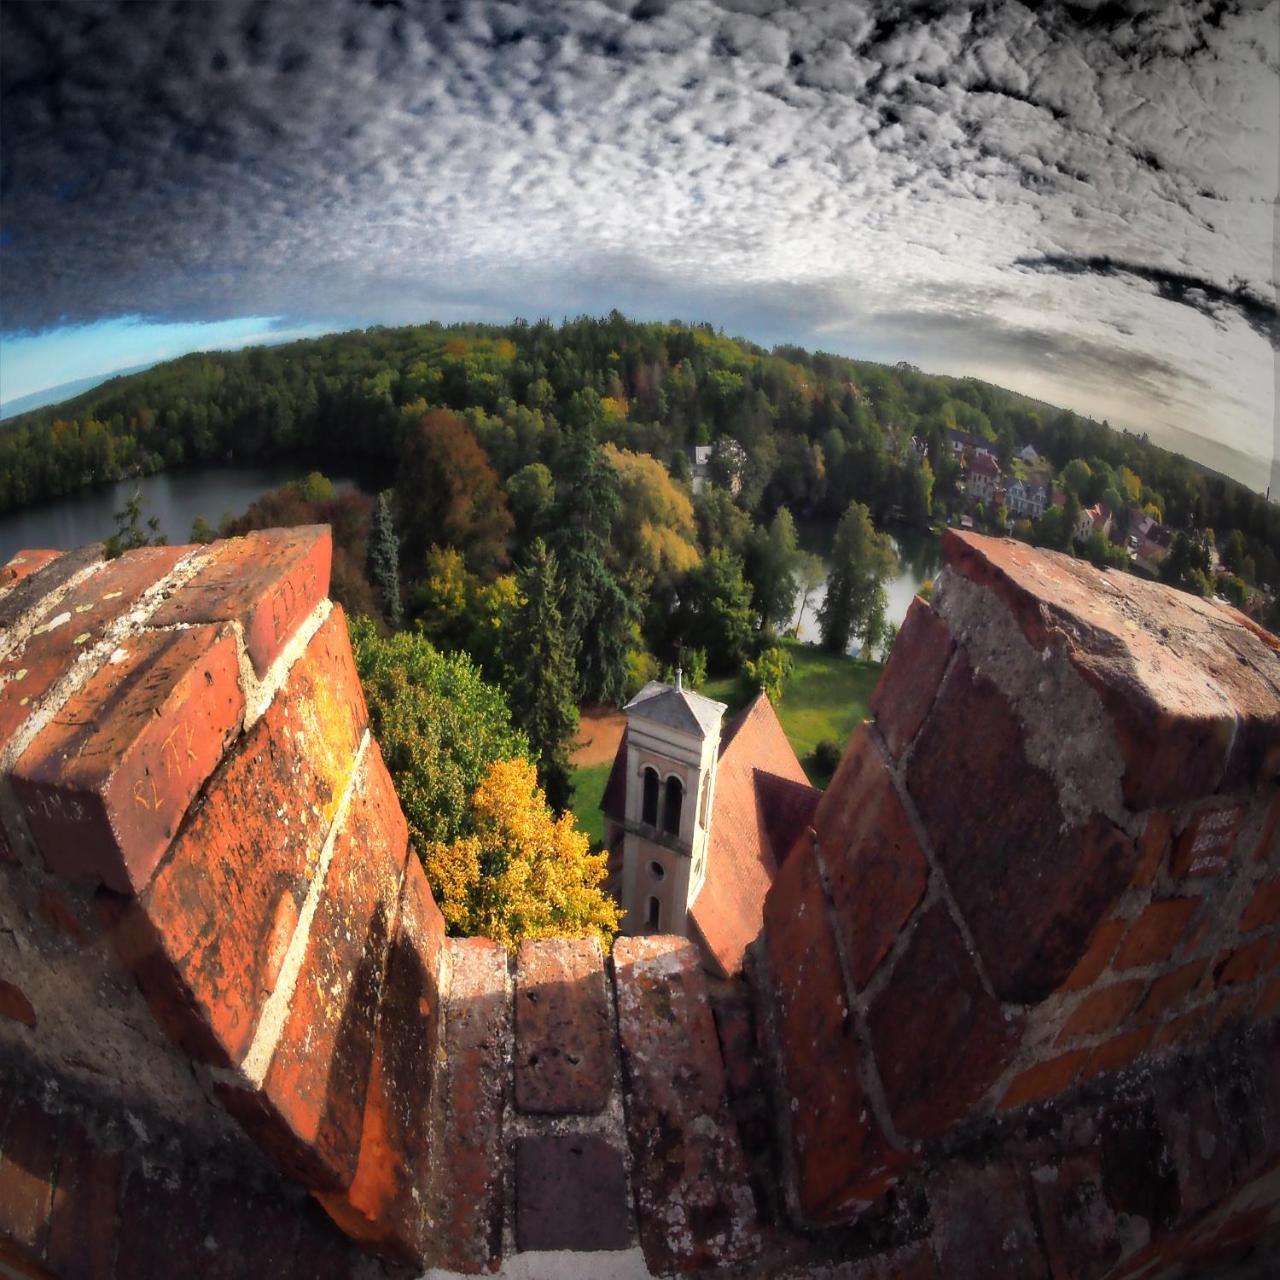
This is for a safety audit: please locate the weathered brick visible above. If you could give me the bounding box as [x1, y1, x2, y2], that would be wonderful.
[712, 995, 759, 1100]
[1137, 960, 1209, 1022]
[0, 543, 102, 635]
[941, 530, 1280, 808]
[45, 1119, 121, 1280]
[1240, 879, 1280, 933]
[927, 1161, 1047, 1280]
[13, 623, 244, 894]
[999, 1049, 1091, 1112]
[763, 843, 908, 1220]
[1084, 1025, 1156, 1080]
[423, 937, 509, 1276]
[614, 936, 760, 1270]
[1152, 1005, 1212, 1052]
[221, 740, 408, 1190]
[907, 649, 1137, 1003]
[1256, 975, 1280, 1021]
[870, 595, 954, 759]
[0, 545, 185, 750]
[0, 1097, 57, 1263]
[867, 902, 1023, 1140]
[1153, 1076, 1233, 1217]
[1099, 1098, 1180, 1231]
[514, 936, 611, 1115]
[1112, 898, 1198, 970]
[1057, 980, 1146, 1043]
[815, 725, 929, 991]
[0, 550, 63, 595]
[103, 607, 367, 1066]
[0, 981, 35, 1028]
[198, 1178, 301, 1280]
[514, 1135, 631, 1253]
[35, 886, 89, 944]
[1253, 792, 1280, 864]
[1031, 1155, 1129, 1280]
[113, 1159, 209, 1280]
[150, 526, 331, 676]
[1131, 813, 1175, 888]
[1171, 805, 1247, 879]
[1214, 935, 1278, 987]
[316, 853, 446, 1265]
[1058, 918, 1125, 993]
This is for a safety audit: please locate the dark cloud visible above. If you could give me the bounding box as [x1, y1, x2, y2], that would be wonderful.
[0, 0, 1274, 481]
[1015, 254, 1280, 346]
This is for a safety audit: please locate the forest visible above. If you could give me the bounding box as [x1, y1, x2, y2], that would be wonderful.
[3, 314, 1275, 570]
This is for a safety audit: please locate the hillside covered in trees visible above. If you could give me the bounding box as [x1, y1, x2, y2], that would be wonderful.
[3, 315, 1274, 564]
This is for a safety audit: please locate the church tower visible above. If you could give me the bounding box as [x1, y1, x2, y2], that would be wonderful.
[616, 676, 726, 937]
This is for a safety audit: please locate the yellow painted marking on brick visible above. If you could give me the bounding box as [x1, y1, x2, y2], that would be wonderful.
[74, 603, 93, 614]
[101, 590, 124, 600]
[13, 669, 26, 681]
[32, 611, 72, 636]
[73, 632, 91, 645]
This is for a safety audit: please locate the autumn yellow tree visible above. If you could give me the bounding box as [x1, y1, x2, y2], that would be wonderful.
[423, 758, 620, 949]
[602, 442, 700, 585]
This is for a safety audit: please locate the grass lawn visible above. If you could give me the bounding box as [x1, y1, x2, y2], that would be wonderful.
[570, 759, 613, 848]
[699, 639, 881, 789]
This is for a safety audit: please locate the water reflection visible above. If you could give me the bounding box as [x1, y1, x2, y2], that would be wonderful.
[0, 464, 368, 563]
[790, 524, 942, 655]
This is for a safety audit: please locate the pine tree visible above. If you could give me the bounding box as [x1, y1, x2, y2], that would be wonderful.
[367, 490, 403, 629]
[504, 539, 579, 814]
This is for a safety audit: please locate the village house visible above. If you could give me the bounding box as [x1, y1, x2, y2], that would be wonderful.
[601, 677, 819, 978]
[967, 450, 1002, 504]
[1005, 477, 1047, 519]
[689, 444, 713, 494]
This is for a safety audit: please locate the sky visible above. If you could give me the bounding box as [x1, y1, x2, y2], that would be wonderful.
[1, 0, 1277, 490]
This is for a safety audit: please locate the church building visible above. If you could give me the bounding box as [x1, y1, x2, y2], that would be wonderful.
[601, 677, 821, 977]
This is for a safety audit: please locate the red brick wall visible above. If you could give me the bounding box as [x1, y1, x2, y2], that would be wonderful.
[759, 530, 1280, 1227]
[4, 529, 1278, 1279]
[0, 531, 446, 1267]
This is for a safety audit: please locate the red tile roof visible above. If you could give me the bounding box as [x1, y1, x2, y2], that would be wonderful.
[691, 692, 819, 977]
[599, 691, 821, 978]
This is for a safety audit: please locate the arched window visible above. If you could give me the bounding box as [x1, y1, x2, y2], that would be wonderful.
[649, 860, 665, 881]
[699, 774, 711, 827]
[646, 897, 661, 932]
[641, 767, 659, 826]
[662, 775, 683, 836]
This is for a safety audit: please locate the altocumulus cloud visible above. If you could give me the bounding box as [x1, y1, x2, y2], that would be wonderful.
[1, 0, 1276, 485]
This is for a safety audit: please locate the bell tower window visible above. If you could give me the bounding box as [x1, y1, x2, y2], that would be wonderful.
[646, 897, 661, 932]
[641, 767, 659, 827]
[662, 776, 683, 836]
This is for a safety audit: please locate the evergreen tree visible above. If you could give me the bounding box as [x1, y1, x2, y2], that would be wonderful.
[549, 428, 638, 703]
[367, 490, 403, 629]
[504, 539, 579, 814]
[818, 502, 896, 655]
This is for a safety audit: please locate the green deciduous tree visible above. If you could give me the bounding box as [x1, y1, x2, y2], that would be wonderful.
[818, 502, 896, 655]
[349, 615, 531, 849]
[747, 506, 803, 632]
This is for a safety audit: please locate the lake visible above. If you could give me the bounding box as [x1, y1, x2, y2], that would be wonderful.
[790, 523, 942, 656]
[0, 464, 366, 565]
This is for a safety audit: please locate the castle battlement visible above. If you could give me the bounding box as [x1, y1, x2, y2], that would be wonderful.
[0, 527, 1277, 1277]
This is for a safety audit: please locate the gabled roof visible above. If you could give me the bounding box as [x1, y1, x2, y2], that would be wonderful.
[624, 681, 726, 739]
[690, 692, 819, 977]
